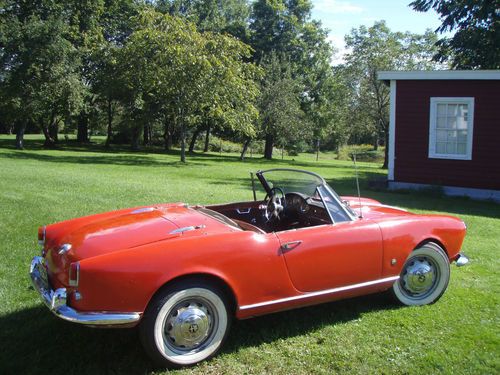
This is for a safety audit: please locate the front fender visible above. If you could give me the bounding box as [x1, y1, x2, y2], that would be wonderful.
[377, 215, 466, 278]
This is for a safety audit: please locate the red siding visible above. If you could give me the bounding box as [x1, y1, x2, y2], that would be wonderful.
[394, 80, 500, 190]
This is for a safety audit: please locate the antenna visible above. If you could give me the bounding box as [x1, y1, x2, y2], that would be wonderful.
[353, 153, 363, 218]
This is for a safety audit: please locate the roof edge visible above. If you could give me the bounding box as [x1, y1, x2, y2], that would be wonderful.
[378, 70, 500, 81]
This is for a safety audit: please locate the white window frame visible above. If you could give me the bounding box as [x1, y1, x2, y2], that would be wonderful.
[428, 97, 474, 160]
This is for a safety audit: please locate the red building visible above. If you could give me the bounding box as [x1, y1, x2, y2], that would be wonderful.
[378, 70, 500, 202]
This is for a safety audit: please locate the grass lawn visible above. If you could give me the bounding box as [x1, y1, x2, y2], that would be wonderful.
[0, 135, 498, 374]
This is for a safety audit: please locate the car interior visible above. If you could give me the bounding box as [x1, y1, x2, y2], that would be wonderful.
[196, 169, 353, 234]
[204, 193, 333, 234]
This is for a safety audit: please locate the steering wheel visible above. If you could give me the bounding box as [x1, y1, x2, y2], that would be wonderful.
[263, 187, 286, 222]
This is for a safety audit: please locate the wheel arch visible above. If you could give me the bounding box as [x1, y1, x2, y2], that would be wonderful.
[415, 238, 449, 257]
[147, 273, 238, 316]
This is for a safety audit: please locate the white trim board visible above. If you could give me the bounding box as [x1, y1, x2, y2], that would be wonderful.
[428, 97, 474, 160]
[378, 70, 500, 81]
[388, 80, 396, 180]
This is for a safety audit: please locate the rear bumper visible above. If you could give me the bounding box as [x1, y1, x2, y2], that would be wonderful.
[454, 252, 469, 267]
[30, 256, 141, 326]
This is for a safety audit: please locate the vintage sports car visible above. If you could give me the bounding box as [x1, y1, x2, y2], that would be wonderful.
[30, 169, 469, 367]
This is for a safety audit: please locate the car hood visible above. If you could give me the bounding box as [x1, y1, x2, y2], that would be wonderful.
[341, 196, 413, 220]
[45, 203, 235, 262]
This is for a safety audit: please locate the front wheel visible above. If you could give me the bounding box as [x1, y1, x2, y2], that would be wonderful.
[391, 242, 450, 306]
[140, 282, 231, 368]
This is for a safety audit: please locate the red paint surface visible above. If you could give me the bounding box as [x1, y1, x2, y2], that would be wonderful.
[394, 80, 500, 190]
[40, 198, 466, 323]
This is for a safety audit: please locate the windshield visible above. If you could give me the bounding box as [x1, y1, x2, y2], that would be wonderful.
[257, 169, 355, 223]
[259, 169, 324, 196]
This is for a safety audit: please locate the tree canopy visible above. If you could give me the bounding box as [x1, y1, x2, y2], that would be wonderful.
[336, 21, 440, 167]
[410, 0, 500, 69]
[1, 0, 484, 164]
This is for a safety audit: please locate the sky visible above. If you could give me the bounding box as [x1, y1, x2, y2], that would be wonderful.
[310, 0, 444, 64]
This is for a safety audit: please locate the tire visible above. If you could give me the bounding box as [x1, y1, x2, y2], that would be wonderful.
[140, 281, 231, 368]
[391, 242, 450, 306]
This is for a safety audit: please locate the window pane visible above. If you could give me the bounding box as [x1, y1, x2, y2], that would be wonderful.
[447, 130, 457, 142]
[447, 104, 458, 116]
[458, 130, 467, 142]
[447, 117, 457, 129]
[436, 142, 446, 153]
[437, 104, 447, 116]
[457, 143, 467, 154]
[437, 130, 447, 141]
[446, 143, 457, 154]
[437, 117, 446, 128]
[458, 104, 468, 117]
[457, 116, 468, 130]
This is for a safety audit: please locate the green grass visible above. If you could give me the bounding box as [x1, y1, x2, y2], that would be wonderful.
[0, 135, 498, 374]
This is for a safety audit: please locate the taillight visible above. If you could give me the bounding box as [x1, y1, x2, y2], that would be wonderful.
[38, 226, 46, 246]
[69, 262, 80, 287]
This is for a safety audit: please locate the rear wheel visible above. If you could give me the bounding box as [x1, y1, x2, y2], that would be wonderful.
[392, 242, 450, 306]
[140, 281, 231, 368]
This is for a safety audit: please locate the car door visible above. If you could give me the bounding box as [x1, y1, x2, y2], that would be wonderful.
[275, 220, 383, 292]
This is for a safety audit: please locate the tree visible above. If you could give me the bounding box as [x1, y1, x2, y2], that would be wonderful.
[259, 53, 306, 159]
[117, 9, 260, 161]
[341, 21, 439, 167]
[0, 8, 84, 148]
[250, 0, 335, 158]
[410, 0, 500, 69]
[155, 0, 249, 32]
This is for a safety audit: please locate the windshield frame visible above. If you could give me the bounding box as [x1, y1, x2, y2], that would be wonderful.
[255, 168, 357, 223]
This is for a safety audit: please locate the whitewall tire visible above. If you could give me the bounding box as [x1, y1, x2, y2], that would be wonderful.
[140, 282, 231, 368]
[392, 242, 450, 306]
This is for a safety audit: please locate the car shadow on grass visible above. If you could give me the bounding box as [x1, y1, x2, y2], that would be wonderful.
[0, 293, 400, 374]
[224, 293, 400, 354]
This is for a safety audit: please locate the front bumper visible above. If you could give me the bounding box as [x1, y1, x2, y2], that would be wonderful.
[30, 256, 141, 326]
[454, 252, 469, 267]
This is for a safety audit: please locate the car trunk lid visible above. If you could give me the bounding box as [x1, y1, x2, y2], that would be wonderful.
[43, 204, 236, 286]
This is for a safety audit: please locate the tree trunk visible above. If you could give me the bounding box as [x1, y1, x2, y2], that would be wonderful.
[143, 124, 150, 146]
[131, 125, 140, 151]
[77, 113, 89, 142]
[264, 133, 274, 160]
[180, 122, 186, 162]
[164, 118, 172, 150]
[41, 123, 56, 148]
[383, 130, 389, 169]
[105, 98, 113, 148]
[49, 120, 59, 142]
[316, 139, 320, 161]
[373, 133, 379, 150]
[15, 121, 26, 149]
[203, 123, 211, 152]
[189, 128, 201, 153]
[240, 139, 251, 161]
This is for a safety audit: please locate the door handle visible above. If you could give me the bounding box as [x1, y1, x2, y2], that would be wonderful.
[281, 240, 302, 251]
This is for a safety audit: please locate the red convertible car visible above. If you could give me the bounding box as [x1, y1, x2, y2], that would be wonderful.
[30, 169, 468, 367]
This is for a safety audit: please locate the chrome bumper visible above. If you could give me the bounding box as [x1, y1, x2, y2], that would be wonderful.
[29, 256, 141, 326]
[455, 252, 469, 267]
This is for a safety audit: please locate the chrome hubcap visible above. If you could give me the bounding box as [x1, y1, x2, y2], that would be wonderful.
[164, 301, 213, 351]
[402, 257, 437, 296]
